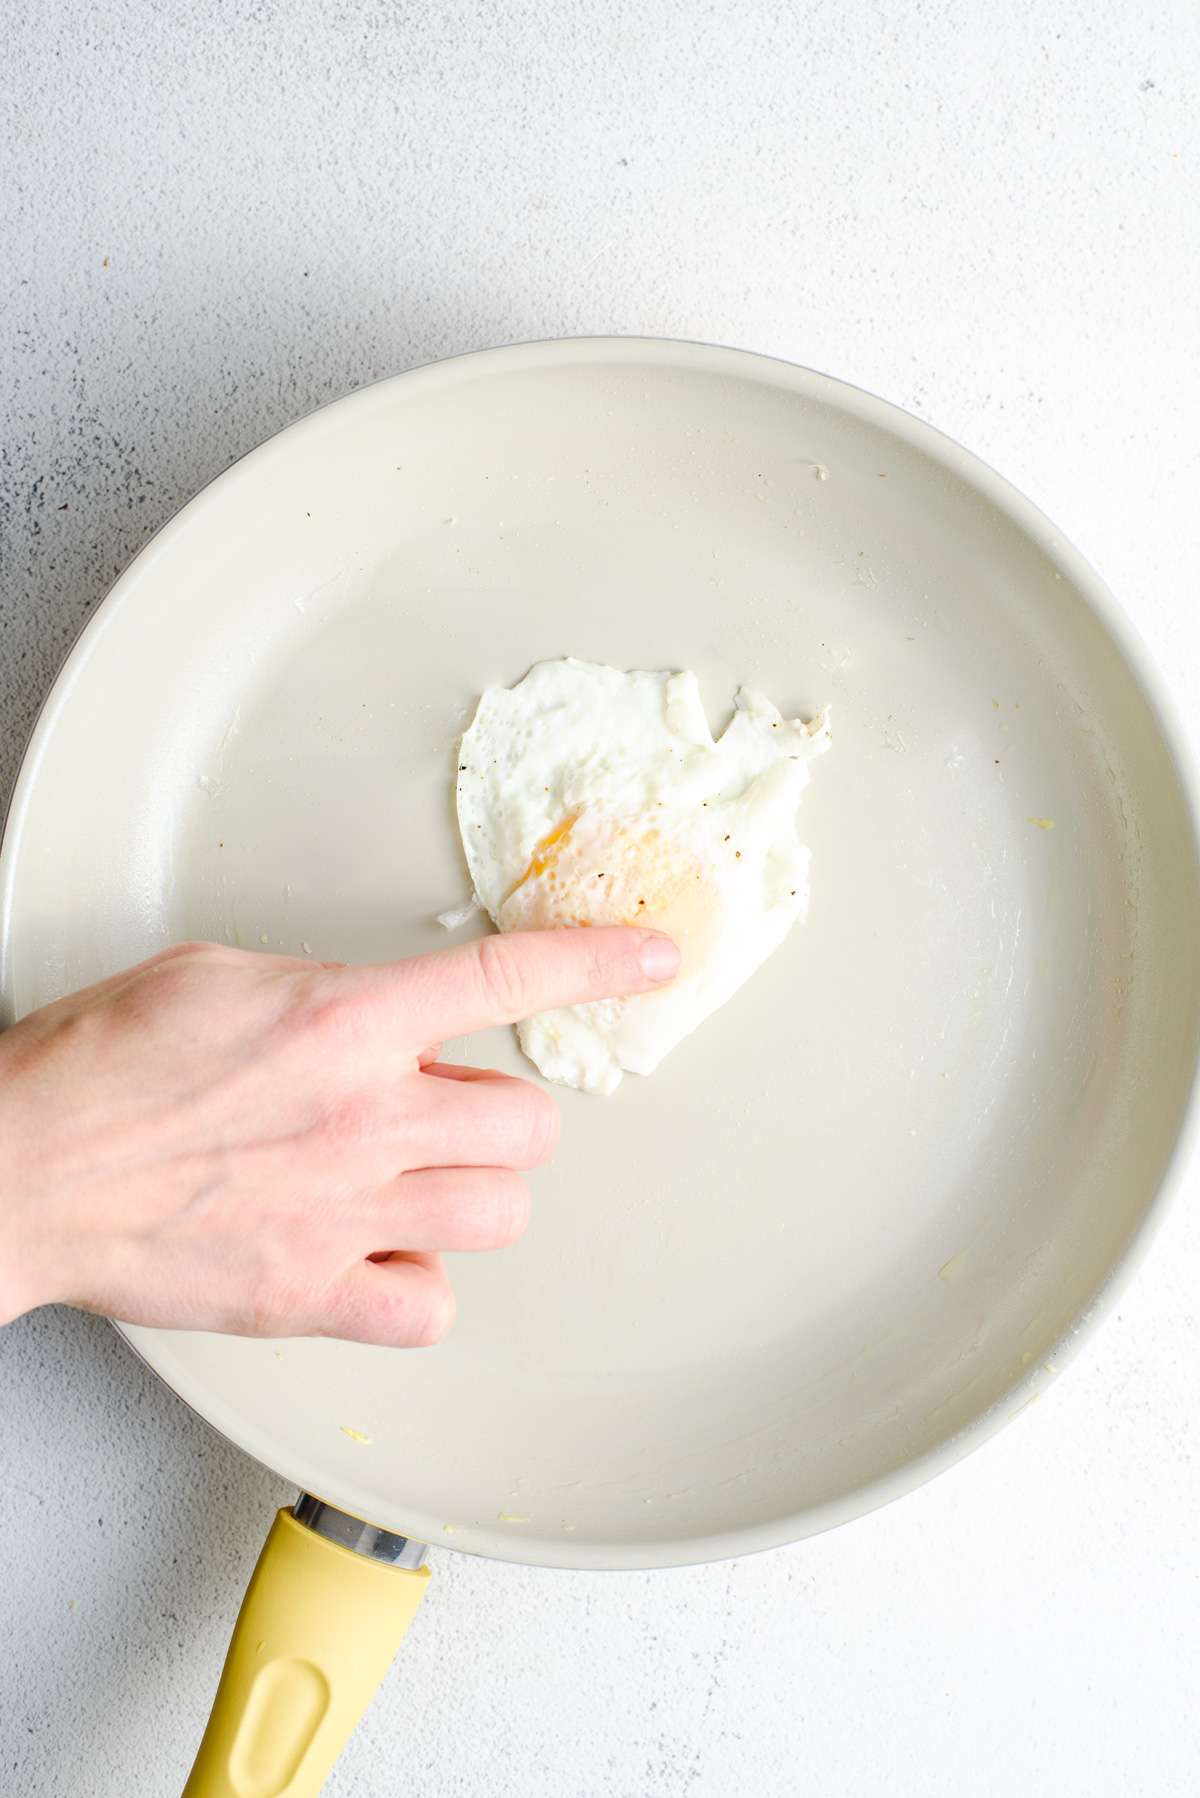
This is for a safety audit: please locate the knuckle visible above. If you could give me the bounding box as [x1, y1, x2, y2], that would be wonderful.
[134, 964, 192, 1009]
[317, 1278, 367, 1343]
[474, 933, 528, 1017]
[287, 982, 365, 1046]
[224, 1239, 328, 1339]
[582, 938, 613, 990]
[154, 939, 218, 964]
[134, 941, 235, 1008]
[236, 1281, 291, 1338]
[235, 1297, 273, 1336]
[482, 1171, 532, 1247]
[320, 1093, 382, 1144]
[514, 1081, 559, 1166]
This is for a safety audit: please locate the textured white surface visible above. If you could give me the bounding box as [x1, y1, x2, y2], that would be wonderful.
[2, 3, 1199, 1795]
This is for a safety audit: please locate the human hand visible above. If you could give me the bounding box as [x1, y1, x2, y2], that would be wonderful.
[0, 929, 679, 1344]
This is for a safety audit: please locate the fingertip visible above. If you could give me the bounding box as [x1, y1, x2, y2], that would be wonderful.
[489, 1170, 534, 1247]
[412, 1272, 457, 1346]
[525, 1081, 560, 1167]
[400, 921, 683, 1039]
[635, 929, 681, 984]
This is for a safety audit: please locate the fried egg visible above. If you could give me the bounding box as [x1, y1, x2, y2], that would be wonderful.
[456, 658, 831, 1095]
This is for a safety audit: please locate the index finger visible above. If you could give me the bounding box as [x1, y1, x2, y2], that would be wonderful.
[336, 926, 680, 1047]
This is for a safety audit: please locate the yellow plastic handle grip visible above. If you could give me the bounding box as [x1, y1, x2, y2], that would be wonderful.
[182, 1508, 430, 1798]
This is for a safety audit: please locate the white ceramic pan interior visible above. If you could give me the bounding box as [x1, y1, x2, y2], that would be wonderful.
[2, 340, 1197, 1570]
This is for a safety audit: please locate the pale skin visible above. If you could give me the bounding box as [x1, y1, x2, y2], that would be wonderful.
[0, 926, 680, 1345]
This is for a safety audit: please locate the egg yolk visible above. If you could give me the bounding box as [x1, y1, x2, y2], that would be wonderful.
[505, 814, 581, 901]
[501, 812, 718, 980]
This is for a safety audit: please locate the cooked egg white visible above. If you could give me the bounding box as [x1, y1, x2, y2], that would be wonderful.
[456, 658, 831, 1095]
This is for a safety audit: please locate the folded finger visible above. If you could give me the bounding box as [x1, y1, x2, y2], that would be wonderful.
[323, 1251, 455, 1347]
[413, 1063, 559, 1169]
[366, 1166, 532, 1252]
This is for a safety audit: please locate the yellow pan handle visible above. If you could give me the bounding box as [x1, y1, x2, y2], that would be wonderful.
[182, 1507, 431, 1798]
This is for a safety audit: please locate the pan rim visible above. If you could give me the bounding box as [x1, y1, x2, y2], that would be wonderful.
[4, 334, 1199, 1570]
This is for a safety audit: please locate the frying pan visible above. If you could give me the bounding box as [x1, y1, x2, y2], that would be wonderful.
[2, 340, 1198, 1795]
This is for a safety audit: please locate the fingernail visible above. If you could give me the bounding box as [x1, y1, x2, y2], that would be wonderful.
[638, 932, 681, 983]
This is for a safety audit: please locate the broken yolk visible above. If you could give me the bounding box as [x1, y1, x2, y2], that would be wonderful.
[501, 812, 718, 978]
[504, 814, 580, 903]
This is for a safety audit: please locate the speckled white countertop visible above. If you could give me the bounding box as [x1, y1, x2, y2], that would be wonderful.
[3, 4, 1199, 1794]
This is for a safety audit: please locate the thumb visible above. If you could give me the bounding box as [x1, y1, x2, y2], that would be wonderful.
[359, 926, 681, 1046]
